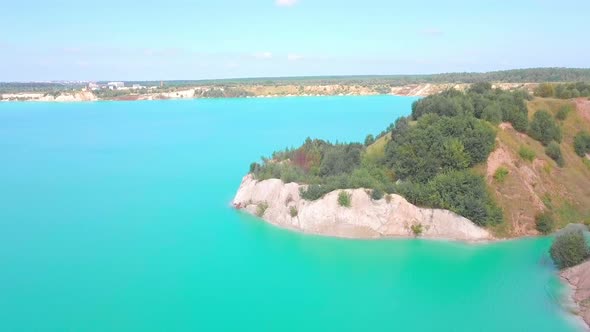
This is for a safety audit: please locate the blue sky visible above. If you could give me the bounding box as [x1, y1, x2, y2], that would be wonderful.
[1, 0, 589, 81]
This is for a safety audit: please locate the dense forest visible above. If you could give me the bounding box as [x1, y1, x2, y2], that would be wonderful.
[250, 82, 578, 227]
[126, 68, 590, 87]
[0, 82, 86, 94]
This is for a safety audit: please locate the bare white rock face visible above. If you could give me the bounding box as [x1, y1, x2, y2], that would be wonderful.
[232, 174, 493, 241]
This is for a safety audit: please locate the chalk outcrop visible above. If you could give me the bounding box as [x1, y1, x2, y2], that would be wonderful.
[232, 174, 493, 241]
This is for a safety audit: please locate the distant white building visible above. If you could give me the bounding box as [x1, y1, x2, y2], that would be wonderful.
[132, 84, 144, 90]
[88, 82, 100, 90]
[107, 82, 125, 90]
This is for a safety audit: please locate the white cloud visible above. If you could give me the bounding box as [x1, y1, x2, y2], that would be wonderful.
[276, 0, 298, 7]
[253, 52, 273, 59]
[287, 54, 304, 61]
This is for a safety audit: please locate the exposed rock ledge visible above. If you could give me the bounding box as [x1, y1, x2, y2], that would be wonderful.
[232, 174, 493, 241]
[561, 260, 590, 328]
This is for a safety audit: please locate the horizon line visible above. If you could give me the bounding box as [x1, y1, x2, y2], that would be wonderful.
[2, 66, 590, 84]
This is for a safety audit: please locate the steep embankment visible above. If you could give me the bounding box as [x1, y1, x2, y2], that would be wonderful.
[1, 91, 97, 102]
[232, 174, 492, 241]
[484, 97, 590, 237]
[561, 260, 590, 327]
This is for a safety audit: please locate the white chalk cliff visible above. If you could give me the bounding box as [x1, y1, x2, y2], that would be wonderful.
[232, 174, 493, 241]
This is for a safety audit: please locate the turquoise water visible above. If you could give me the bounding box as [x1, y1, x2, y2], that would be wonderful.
[0, 96, 579, 331]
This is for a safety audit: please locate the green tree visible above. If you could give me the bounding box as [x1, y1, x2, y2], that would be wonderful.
[529, 110, 562, 145]
[550, 229, 590, 269]
[534, 83, 555, 97]
[481, 103, 503, 124]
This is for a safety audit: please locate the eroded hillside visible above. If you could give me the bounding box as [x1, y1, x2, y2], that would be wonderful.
[485, 98, 590, 237]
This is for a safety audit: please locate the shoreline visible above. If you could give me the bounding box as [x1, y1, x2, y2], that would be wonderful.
[232, 174, 495, 243]
[0, 82, 537, 103]
[0, 93, 417, 104]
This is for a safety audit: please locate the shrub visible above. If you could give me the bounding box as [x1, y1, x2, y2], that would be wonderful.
[550, 229, 590, 269]
[411, 224, 423, 237]
[529, 110, 562, 145]
[338, 191, 352, 207]
[574, 131, 590, 157]
[535, 212, 554, 234]
[256, 201, 269, 217]
[371, 188, 384, 200]
[518, 146, 536, 162]
[289, 206, 298, 218]
[364, 134, 375, 146]
[534, 83, 555, 98]
[300, 185, 328, 201]
[542, 194, 554, 210]
[545, 142, 565, 167]
[555, 105, 572, 121]
[250, 162, 261, 174]
[493, 167, 509, 183]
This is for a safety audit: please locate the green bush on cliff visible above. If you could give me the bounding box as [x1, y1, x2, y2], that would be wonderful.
[371, 188, 384, 200]
[338, 191, 352, 207]
[289, 206, 298, 218]
[550, 229, 590, 269]
[411, 224, 423, 237]
[493, 167, 509, 183]
[256, 202, 269, 217]
[518, 146, 536, 162]
[535, 212, 554, 234]
[545, 142, 565, 167]
[529, 110, 562, 145]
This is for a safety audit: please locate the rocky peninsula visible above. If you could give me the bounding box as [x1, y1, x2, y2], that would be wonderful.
[232, 174, 493, 241]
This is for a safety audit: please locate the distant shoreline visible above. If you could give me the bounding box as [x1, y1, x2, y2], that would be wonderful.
[0, 82, 538, 103]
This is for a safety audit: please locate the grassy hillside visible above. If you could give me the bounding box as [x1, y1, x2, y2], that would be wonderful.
[485, 97, 590, 237]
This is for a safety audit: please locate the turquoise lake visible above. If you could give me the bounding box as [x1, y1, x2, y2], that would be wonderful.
[0, 96, 580, 331]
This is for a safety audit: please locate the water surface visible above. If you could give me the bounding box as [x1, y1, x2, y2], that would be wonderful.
[0, 97, 579, 331]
